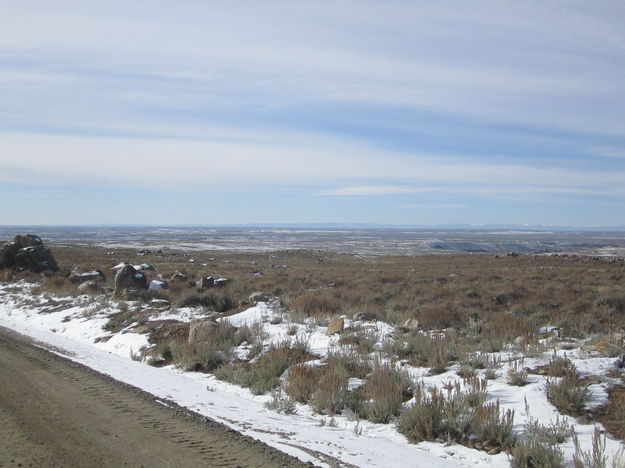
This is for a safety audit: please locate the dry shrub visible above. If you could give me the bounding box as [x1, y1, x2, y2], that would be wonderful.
[572, 426, 608, 468]
[325, 347, 372, 379]
[546, 355, 577, 378]
[398, 381, 515, 450]
[507, 360, 530, 387]
[485, 312, 533, 341]
[545, 374, 589, 416]
[418, 305, 461, 330]
[361, 362, 413, 424]
[176, 290, 235, 312]
[172, 342, 224, 372]
[215, 341, 310, 395]
[338, 327, 378, 354]
[427, 339, 449, 375]
[286, 364, 320, 403]
[510, 437, 564, 468]
[290, 291, 342, 317]
[310, 363, 349, 415]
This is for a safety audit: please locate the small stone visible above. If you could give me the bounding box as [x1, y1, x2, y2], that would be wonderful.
[326, 317, 344, 336]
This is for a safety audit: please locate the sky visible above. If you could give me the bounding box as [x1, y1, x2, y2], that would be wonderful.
[2, 1, 625, 226]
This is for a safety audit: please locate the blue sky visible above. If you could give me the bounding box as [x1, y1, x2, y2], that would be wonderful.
[2, 1, 625, 226]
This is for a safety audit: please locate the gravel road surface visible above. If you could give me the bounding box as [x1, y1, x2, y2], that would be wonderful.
[0, 328, 312, 468]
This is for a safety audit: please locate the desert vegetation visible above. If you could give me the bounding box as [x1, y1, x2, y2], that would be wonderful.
[3, 243, 625, 465]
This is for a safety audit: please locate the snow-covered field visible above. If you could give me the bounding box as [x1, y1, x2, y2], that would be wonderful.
[1, 281, 624, 467]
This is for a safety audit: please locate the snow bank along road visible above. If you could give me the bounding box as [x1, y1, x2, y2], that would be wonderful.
[0, 328, 311, 468]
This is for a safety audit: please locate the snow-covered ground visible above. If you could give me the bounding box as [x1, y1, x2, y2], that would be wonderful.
[1, 281, 623, 467]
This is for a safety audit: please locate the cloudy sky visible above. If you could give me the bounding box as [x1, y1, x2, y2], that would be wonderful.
[2, 1, 625, 226]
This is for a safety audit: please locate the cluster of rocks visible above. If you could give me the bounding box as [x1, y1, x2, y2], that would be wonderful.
[0, 234, 59, 273]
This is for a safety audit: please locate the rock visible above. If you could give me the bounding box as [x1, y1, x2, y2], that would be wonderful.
[77, 280, 104, 293]
[15, 234, 43, 248]
[114, 264, 147, 296]
[169, 272, 188, 282]
[150, 299, 170, 309]
[137, 249, 151, 256]
[1, 234, 58, 273]
[400, 318, 421, 332]
[249, 291, 271, 303]
[14, 245, 59, 273]
[197, 276, 215, 288]
[0, 241, 20, 269]
[513, 336, 526, 347]
[326, 317, 344, 336]
[353, 311, 378, 322]
[69, 270, 106, 284]
[214, 278, 229, 287]
[148, 280, 168, 291]
[188, 318, 219, 344]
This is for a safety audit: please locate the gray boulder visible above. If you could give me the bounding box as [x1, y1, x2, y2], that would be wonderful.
[214, 278, 230, 287]
[114, 264, 147, 296]
[148, 280, 168, 291]
[0, 234, 58, 273]
[170, 272, 188, 282]
[197, 276, 215, 288]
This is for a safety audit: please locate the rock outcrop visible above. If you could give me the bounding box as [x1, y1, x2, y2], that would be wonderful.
[0, 234, 59, 273]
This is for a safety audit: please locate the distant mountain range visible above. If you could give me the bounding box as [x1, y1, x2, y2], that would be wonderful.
[2, 223, 625, 232]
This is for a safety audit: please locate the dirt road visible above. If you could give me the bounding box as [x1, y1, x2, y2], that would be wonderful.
[0, 328, 311, 468]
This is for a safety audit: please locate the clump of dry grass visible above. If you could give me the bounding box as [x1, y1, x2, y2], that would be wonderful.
[545, 355, 577, 378]
[507, 360, 530, 387]
[398, 380, 515, 451]
[289, 291, 342, 318]
[215, 341, 311, 395]
[360, 361, 413, 424]
[545, 373, 589, 416]
[176, 290, 235, 312]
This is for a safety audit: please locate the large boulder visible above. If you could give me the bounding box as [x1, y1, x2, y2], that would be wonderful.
[114, 264, 147, 296]
[0, 234, 58, 273]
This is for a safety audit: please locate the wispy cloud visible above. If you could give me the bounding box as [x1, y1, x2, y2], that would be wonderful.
[1, 1, 625, 224]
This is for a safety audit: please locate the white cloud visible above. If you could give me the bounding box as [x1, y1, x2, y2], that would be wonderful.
[1, 1, 625, 136]
[1, 132, 624, 199]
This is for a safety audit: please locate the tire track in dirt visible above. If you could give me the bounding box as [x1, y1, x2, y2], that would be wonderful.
[0, 328, 314, 468]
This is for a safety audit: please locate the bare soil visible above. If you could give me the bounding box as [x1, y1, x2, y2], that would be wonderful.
[0, 327, 312, 468]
